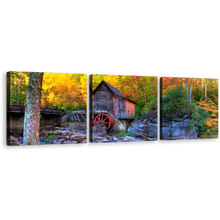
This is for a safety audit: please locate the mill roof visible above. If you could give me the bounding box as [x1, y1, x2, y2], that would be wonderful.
[93, 80, 136, 104]
[102, 81, 124, 97]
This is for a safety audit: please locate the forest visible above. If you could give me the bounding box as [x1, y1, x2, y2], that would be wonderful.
[92, 74, 158, 118]
[161, 77, 218, 139]
[8, 73, 158, 114]
[7, 72, 87, 110]
[6, 71, 220, 142]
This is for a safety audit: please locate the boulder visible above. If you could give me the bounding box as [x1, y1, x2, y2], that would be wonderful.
[145, 123, 158, 138]
[145, 111, 152, 121]
[54, 130, 70, 135]
[102, 127, 108, 135]
[66, 141, 78, 144]
[128, 115, 198, 141]
[81, 140, 87, 143]
[92, 123, 107, 134]
[122, 136, 144, 142]
[70, 133, 87, 142]
[54, 142, 61, 145]
[48, 131, 54, 135]
[94, 137, 109, 143]
[127, 126, 132, 133]
[148, 138, 157, 141]
[7, 135, 20, 146]
[92, 126, 97, 133]
[54, 134, 63, 139]
[160, 118, 198, 140]
[44, 125, 53, 130]
[131, 120, 158, 139]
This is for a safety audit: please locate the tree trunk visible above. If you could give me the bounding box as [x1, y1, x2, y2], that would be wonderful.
[190, 78, 193, 103]
[23, 72, 44, 145]
[205, 79, 207, 99]
[15, 76, 18, 105]
[186, 78, 189, 98]
[181, 78, 182, 88]
[144, 81, 147, 105]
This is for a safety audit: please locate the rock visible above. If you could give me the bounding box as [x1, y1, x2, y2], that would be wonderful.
[81, 140, 87, 143]
[162, 117, 198, 140]
[108, 137, 113, 142]
[131, 122, 147, 137]
[7, 135, 20, 146]
[127, 126, 132, 133]
[54, 134, 63, 139]
[54, 130, 69, 135]
[64, 136, 70, 140]
[148, 138, 157, 141]
[145, 111, 152, 121]
[122, 136, 143, 142]
[48, 131, 54, 135]
[59, 138, 66, 141]
[92, 133, 105, 137]
[40, 130, 48, 136]
[102, 127, 107, 135]
[66, 141, 78, 144]
[91, 136, 109, 143]
[146, 123, 158, 138]
[92, 123, 107, 134]
[44, 125, 53, 130]
[129, 115, 198, 141]
[69, 124, 87, 131]
[151, 117, 158, 124]
[70, 133, 87, 142]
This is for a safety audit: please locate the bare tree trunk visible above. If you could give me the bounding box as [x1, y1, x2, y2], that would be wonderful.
[144, 81, 147, 105]
[190, 78, 193, 103]
[186, 78, 189, 98]
[181, 78, 182, 88]
[23, 72, 44, 145]
[15, 76, 18, 105]
[205, 79, 207, 99]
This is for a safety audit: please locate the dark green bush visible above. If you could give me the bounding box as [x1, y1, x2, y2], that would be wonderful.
[161, 86, 210, 135]
[161, 86, 191, 119]
[188, 103, 210, 134]
[135, 103, 145, 119]
[192, 85, 204, 102]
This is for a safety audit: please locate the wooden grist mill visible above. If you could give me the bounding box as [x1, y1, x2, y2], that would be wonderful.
[90, 80, 136, 131]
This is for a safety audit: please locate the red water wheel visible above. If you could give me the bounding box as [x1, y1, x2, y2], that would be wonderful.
[94, 113, 114, 130]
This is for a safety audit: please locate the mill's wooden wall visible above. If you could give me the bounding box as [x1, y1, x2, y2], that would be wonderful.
[93, 81, 135, 117]
[113, 95, 126, 116]
[126, 101, 135, 115]
[93, 83, 114, 115]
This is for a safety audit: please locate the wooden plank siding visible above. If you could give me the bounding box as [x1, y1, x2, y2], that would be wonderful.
[93, 83, 114, 115]
[92, 81, 136, 118]
[126, 100, 135, 115]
